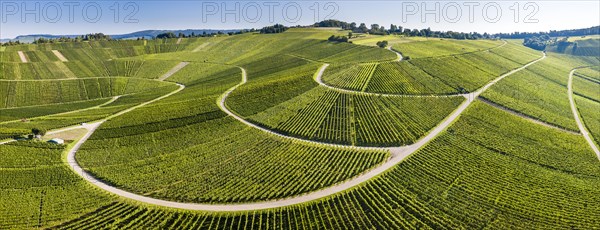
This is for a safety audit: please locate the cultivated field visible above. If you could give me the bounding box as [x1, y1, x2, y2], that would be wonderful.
[1, 28, 599, 229]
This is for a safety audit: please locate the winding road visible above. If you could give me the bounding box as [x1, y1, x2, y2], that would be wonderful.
[387, 46, 403, 62]
[58, 50, 547, 211]
[568, 68, 600, 160]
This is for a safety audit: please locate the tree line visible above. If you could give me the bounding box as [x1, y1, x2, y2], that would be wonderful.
[494, 26, 599, 39]
[314, 19, 492, 40]
[156, 29, 255, 39]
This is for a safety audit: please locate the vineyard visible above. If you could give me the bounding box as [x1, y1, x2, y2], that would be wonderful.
[0, 78, 171, 108]
[73, 64, 390, 202]
[482, 54, 600, 131]
[320, 39, 541, 95]
[46, 101, 600, 229]
[573, 67, 600, 146]
[0, 142, 113, 229]
[0, 27, 599, 229]
[248, 88, 464, 146]
[391, 39, 502, 58]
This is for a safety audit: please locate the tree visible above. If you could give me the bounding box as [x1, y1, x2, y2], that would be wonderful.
[376, 40, 389, 48]
[156, 32, 177, 39]
[370, 24, 380, 32]
[31, 128, 47, 137]
[358, 23, 369, 33]
[349, 22, 357, 31]
[328, 35, 349, 43]
[260, 24, 288, 34]
[348, 32, 353, 39]
[390, 24, 398, 34]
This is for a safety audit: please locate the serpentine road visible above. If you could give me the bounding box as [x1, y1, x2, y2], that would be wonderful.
[568, 68, 600, 160]
[388, 46, 403, 62]
[59, 51, 546, 211]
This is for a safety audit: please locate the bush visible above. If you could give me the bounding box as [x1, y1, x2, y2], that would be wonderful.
[327, 35, 349, 43]
[376, 40, 389, 48]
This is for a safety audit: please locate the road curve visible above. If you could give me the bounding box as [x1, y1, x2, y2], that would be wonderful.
[62, 51, 546, 211]
[387, 46, 403, 62]
[568, 68, 600, 160]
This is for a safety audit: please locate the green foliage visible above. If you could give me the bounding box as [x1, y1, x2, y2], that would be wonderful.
[376, 40, 388, 48]
[260, 24, 288, 34]
[328, 35, 349, 43]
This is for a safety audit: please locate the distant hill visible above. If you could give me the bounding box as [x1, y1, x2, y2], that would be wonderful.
[1, 29, 241, 43]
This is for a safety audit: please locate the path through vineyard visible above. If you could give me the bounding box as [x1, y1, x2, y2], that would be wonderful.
[62, 51, 548, 211]
[568, 68, 600, 160]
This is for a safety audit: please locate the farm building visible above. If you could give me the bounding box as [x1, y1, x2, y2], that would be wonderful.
[48, 138, 65, 145]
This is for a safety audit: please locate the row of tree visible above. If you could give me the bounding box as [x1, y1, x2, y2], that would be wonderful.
[314, 20, 493, 40]
[259, 24, 289, 34]
[31, 33, 112, 44]
[494, 26, 600, 39]
[156, 29, 255, 39]
[523, 35, 550, 50]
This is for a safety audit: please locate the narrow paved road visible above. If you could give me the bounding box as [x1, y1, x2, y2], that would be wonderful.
[568, 68, 600, 160]
[60, 51, 546, 211]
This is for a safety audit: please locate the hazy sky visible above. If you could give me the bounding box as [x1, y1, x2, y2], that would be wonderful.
[1, 1, 599, 39]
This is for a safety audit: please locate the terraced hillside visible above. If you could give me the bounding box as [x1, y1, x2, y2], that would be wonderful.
[1, 28, 598, 229]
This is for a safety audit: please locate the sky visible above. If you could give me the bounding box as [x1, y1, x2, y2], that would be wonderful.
[1, 0, 599, 39]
